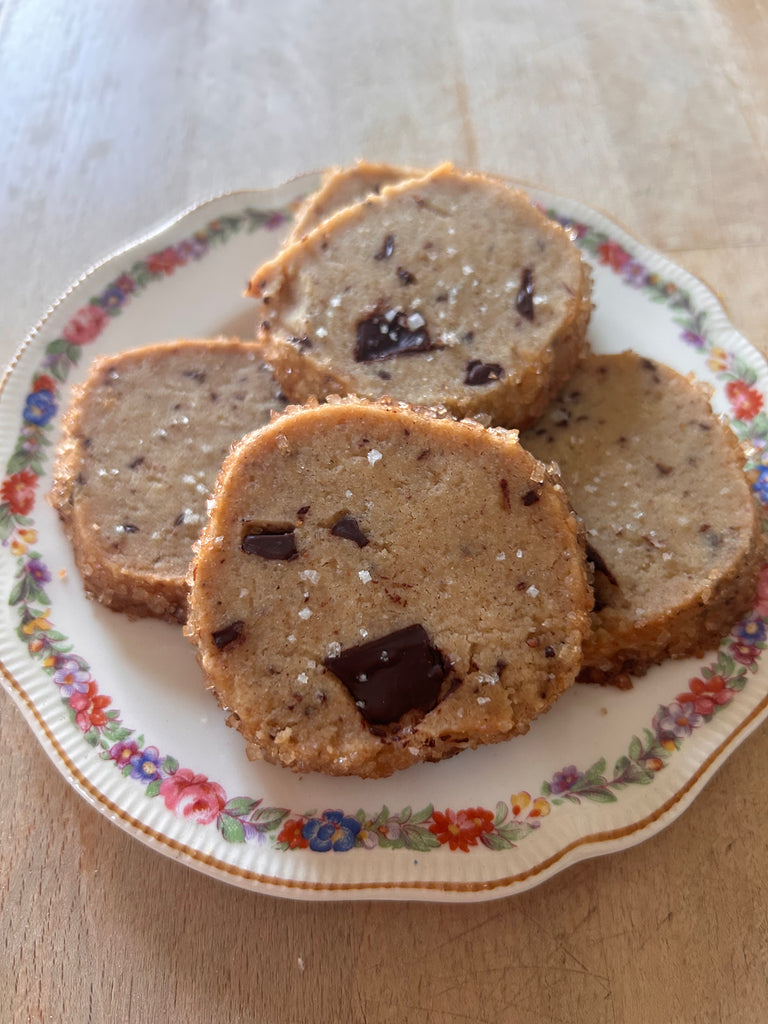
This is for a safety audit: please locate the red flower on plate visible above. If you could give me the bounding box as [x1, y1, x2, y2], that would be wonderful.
[597, 240, 631, 272]
[731, 639, 759, 666]
[754, 565, 768, 617]
[676, 674, 734, 716]
[62, 304, 108, 346]
[160, 768, 226, 825]
[278, 818, 310, 849]
[32, 374, 57, 394]
[2, 469, 38, 515]
[69, 681, 111, 731]
[429, 807, 495, 852]
[146, 247, 184, 276]
[725, 380, 763, 421]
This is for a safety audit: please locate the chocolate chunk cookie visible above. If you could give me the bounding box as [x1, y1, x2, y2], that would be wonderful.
[521, 351, 764, 684]
[50, 338, 285, 622]
[185, 397, 592, 778]
[248, 164, 593, 427]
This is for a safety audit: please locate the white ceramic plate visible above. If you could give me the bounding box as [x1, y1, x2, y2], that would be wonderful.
[2, 174, 767, 902]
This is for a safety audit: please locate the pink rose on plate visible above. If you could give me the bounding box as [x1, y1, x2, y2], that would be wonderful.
[62, 304, 108, 345]
[159, 768, 226, 825]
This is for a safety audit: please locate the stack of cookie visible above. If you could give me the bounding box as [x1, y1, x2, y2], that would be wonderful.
[51, 163, 763, 778]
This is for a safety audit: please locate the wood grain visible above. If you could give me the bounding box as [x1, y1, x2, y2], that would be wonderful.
[2, 1, 767, 1021]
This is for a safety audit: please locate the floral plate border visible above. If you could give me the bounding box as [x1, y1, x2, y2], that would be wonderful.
[1, 175, 767, 901]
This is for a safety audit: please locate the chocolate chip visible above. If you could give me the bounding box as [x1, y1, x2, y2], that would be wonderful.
[241, 528, 298, 560]
[128, 456, 145, 469]
[330, 514, 369, 547]
[655, 462, 674, 475]
[374, 234, 395, 260]
[522, 490, 539, 506]
[355, 310, 437, 361]
[212, 620, 244, 650]
[465, 360, 505, 386]
[174, 512, 185, 526]
[324, 624, 448, 725]
[500, 479, 511, 510]
[289, 336, 313, 350]
[296, 505, 311, 518]
[182, 369, 207, 382]
[121, 524, 139, 533]
[544, 646, 555, 658]
[641, 359, 662, 384]
[516, 267, 535, 321]
[377, 370, 392, 381]
[586, 543, 618, 587]
[397, 267, 416, 285]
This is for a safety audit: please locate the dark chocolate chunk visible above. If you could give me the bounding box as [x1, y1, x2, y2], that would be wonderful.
[128, 456, 145, 469]
[324, 624, 448, 725]
[355, 310, 437, 362]
[655, 462, 674, 476]
[182, 369, 207, 383]
[330, 514, 369, 548]
[516, 267, 535, 321]
[174, 511, 185, 526]
[544, 646, 555, 658]
[121, 523, 139, 533]
[522, 490, 540, 506]
[212, 620, 244, 650]
[641, 358, 662, 383]
[586, 543, 619, 587]
[296, 505, 311, 518]
[374, 234, 395, 260]
[397, 266, 416, 285]
[464, 360, 505, 386]
[499, 478, 511, 510]
[241, 528, 297, 560]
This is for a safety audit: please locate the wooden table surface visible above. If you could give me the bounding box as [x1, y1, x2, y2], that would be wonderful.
[2, 1, 767, 1020]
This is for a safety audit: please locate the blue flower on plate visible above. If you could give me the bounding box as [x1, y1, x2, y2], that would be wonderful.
[735, 617, 767, 645]
[301, 810, 361, 852]
[23, 389, 57, 426]
[129, 746, 163, 783]
[753, 465, 768, 505]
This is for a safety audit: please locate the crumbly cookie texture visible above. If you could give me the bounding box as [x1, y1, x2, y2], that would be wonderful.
[521, 351, 764, 685]
[248, 164, 593, 428]
[287, 160, 418, 243]
[185, 397, 592, 778]
[50, 338, 285, 623]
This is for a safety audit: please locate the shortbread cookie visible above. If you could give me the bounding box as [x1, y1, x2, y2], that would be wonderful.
[287, 161, 416, 243]
[185, 398, 592, 778]
[248, 164, 593, 427]
[521, 352, 763, 684]
[51, 338, 285, 623]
